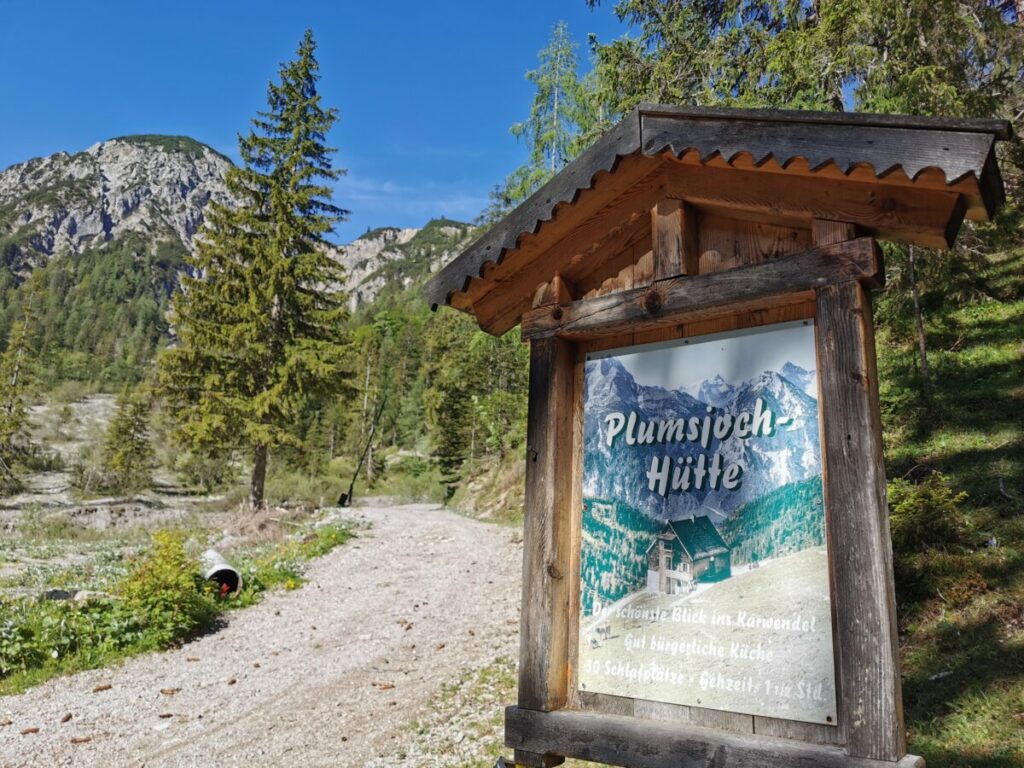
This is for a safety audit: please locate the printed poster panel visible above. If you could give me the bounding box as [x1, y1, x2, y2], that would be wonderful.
[578, 320, 837, 724]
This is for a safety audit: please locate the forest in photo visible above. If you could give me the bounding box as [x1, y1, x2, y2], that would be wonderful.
[0, 3, 1021, 765]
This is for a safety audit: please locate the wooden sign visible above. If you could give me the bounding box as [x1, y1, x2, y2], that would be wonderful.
[424, 104, 1010, 768]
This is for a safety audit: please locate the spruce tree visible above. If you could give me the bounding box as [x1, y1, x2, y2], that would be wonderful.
[0, 278, 42, 494]
[483, 21, 592, 221]
[159, 30, 350, 508]
[101, 387, 154, 493]
[0, 321, 31, 493]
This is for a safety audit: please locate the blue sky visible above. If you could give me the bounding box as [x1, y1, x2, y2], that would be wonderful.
[0, 0, 625, 241]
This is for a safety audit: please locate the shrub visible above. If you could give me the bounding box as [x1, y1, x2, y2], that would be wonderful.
[117, 530, 217, 648]
[888, 473, 971, 555]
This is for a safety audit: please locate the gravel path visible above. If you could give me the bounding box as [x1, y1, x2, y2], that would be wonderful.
[0, 501, 523, 767]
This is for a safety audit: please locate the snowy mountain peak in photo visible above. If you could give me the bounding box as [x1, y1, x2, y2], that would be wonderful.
[780, 361, 817, 396]
[696, 373, 736, 408]
[583, 356, 822, 522]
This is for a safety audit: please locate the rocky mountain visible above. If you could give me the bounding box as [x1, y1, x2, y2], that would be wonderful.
[0, 136, 233, 274]
[0, 136, 475, 309]
[0, 136, 475, 381]
[334, 219, 476, 311]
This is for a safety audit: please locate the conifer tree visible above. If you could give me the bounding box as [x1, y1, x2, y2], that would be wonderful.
[0, 278, 42, 493]
[159, 30, 350, 508]
[0, 322, 32, 492]
[101, 386, 154, 493]
[483, 21, 593, 221]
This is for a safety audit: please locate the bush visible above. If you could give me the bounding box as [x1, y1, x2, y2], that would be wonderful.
[117, 530, 217, 648]
[888, 473, 971, 555]
[0, 522, 353, 694]
[173, 449, 237, 493]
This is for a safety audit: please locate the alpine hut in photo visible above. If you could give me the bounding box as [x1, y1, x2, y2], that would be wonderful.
[646, 516, 731, 594]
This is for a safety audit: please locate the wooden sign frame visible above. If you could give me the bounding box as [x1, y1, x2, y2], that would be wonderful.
[422, 106, 1010, 768]
[508, 221, 914, 768]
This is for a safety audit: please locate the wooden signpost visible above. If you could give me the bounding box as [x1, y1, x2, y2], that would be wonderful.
[425, 105, 1010, 768]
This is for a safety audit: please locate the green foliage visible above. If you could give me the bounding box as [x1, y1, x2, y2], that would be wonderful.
[0, 277, 43, 493]
[158, 30, 352, 506]
[889, 473, 972, 555]
[113, 134, 227, 161]
[482, 21, 595, 223]
[117, 530, 218, 648]
[0, 236, 186, 388]
[171, 447, 237, 493]
[721, 477, 826, 565]
[100, 386, 155, 493]
[0, 522, 354, 694]
[584, 1, 1022, 119]
[0, 596, 146, 682]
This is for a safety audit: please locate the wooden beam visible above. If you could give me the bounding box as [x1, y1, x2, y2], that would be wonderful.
[664, 161, 965, 250]
[815, 280, 906, 761]
[473, 166, 668, 334]
[532, 273, 576, 308]
[504, 708, 922, 768]
[651, 198, 699, 279]
[813, 219, 859, 246]
[521, 237, 881, 341]
[518, 337, 575, 713]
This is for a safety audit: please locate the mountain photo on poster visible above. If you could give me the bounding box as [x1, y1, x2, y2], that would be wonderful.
[577, 321, 838, 725]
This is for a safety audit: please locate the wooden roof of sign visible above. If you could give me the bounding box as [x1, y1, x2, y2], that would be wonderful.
[424, 104, 1010, 336]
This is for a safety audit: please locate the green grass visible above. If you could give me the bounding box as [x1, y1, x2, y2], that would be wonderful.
[874, 248, 1024, 765]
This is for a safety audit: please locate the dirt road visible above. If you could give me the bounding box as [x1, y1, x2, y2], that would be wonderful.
[0, 501, 523, 767]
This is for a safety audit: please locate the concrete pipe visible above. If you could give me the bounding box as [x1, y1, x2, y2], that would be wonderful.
[201, 549, 243, 596]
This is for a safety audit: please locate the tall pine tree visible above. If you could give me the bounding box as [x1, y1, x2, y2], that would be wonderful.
[0, 277, 42, 494]
[483, 21, 593, 222]
[159, 30, 350, 508]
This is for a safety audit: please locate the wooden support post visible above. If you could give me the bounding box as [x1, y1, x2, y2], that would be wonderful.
[815, 281, 905, 760]
[519, 337, 575, 725]
[652, 198, 699, 280]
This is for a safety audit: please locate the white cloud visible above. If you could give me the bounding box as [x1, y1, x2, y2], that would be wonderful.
[332, 172, 487, 229]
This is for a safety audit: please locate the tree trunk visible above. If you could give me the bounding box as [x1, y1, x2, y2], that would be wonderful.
[907, 245, 932, 400]
[251, 443, 268, 509]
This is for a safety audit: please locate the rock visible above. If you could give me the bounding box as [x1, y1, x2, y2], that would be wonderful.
[42, 589, 75, 601]
[73, 590, 111, 602]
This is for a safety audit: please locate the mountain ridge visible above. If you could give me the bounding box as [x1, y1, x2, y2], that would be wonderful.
[0, 136, 474, 308]
[0, 136, 474, 382]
